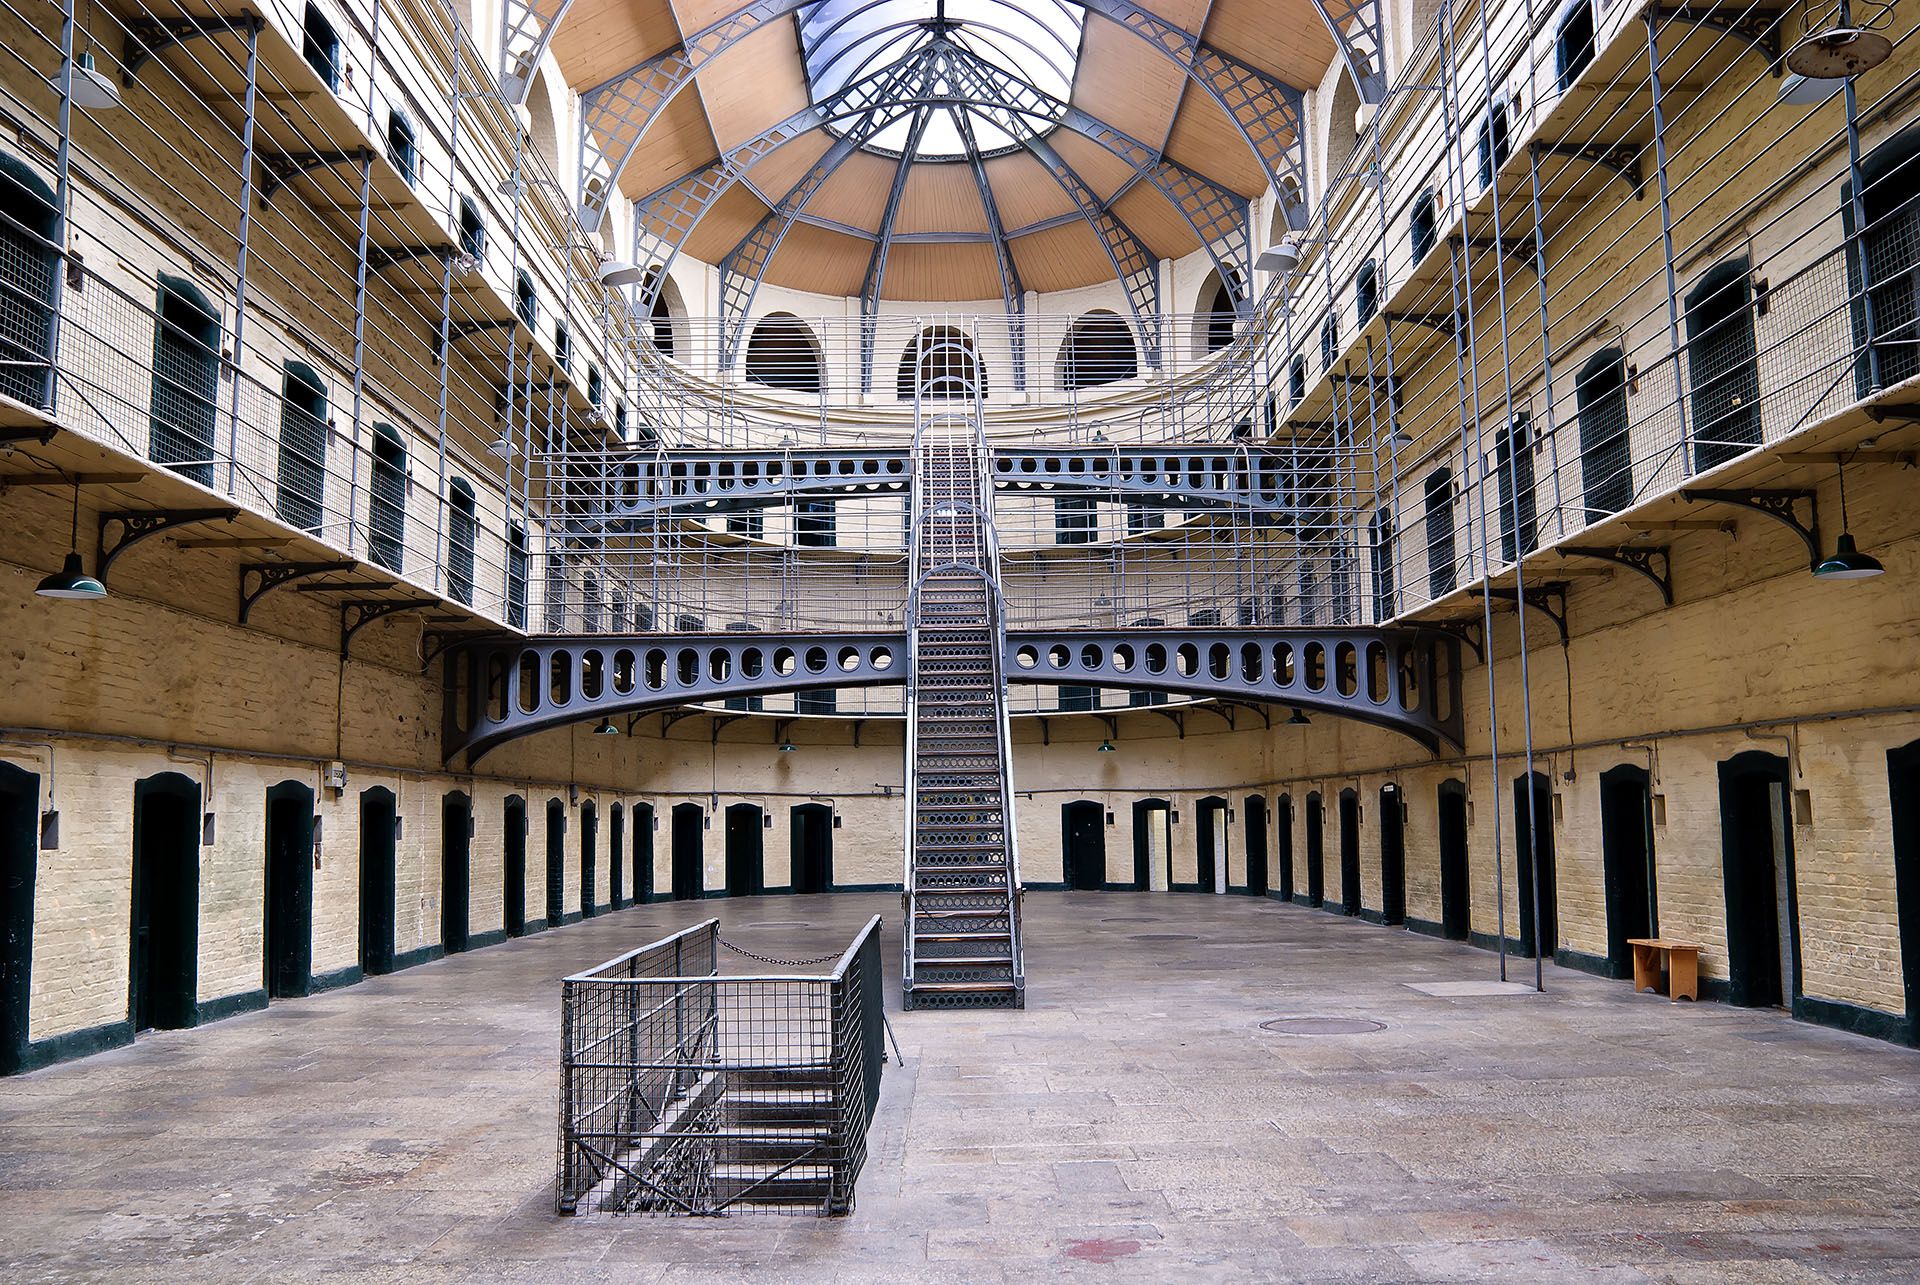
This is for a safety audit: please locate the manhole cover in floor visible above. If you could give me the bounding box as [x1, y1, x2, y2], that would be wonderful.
[1128, 933, 1199, 941]
[744, 921, 811, 929]
[1258, 1017, 1385, 1036]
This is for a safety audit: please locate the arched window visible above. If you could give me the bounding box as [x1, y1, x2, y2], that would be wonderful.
[458, 197, 484, 261]
[1424, 467, 1455, 597]
[150, 276, 221, 486]
[1200, 271, 1242, 354]
[368, 423, 407, 572]
[744, 313, 824, 392]
[643, 269, 680, 358]
[1371, 509, 1394, 622]
[303, 3, 340, 91]
[586, 365, 602, 409]
[554, 321, 570, 372]
[386, 111, 416, 185]
[0, 153, 58, 408]
[1575, 347, 1631, 521]
[1320, 312, 1339, 371]
[897, 326, 985, 399]
[1355, 259, 1379, 326]
[446, 478, 477, 604]
[276, 361, 327, 533]
[506, 523, 528, 628]
[1685, 258, 1761, 472]
[1476, 102, 1511, 191]
[1556, 0, 1596, 92]
[1289, 355, 1307, 406]
[1497, 412, 1538, 562]
[1851, 125, 1920, 392]
[1409, 189, 1437, 263]
[514, 271, 536, 329]
[1057, 311, 1138, 389]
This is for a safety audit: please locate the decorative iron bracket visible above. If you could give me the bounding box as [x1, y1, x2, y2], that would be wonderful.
[239, 559, 356, 624]
[1452, 232, 1535, 270]
[1650, 6, 1785, 70]
[97, 507, 238, 587]
[1428, 620, 1484, 662]
[341, 599, 433, 657]
[1680, 487, 1820, 571]
[122, 14, 261, 82]
[368, 243, 450, 273]
[1865, 401, 1920, 424]
[1385, 310, 1458, 336]
[1472, 581, 1569, 644]
[1559, 545, 1673, 605]
[1531, 140, 1643, 198]
[258, 148, 375, 205]
[421, 628, 507, 673]
[0, 427, 56, 448]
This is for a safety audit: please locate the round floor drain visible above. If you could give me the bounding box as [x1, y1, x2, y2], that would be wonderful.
[1128, 933, 1199, 942]
[1258, 1017, 1385, 1036]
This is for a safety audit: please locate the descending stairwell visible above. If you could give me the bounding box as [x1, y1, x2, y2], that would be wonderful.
[903, 375, 1024, 1010]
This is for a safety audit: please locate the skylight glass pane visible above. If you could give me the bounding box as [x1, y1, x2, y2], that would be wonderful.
[800, 0, 1083, 160]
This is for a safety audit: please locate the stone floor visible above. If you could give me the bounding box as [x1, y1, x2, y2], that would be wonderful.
[3, 893, 1919, 1282]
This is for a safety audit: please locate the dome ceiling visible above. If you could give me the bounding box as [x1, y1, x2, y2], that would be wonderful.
[537, 0, 1347, 314]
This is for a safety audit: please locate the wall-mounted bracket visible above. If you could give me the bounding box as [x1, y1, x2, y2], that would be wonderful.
[1865, 401, 1920, 424]
[97, 507, 237, 587]
[1471, 581, 1569, 644]
[1451, 232, 1534, 270]
[368, 243, 450, 273]
[441, 316, 516, 363]
[1559, 545, 1673, 605]
[1137, 706, 1187, 738]
[258, 148, 375, 205]
[122, 14, 261, 82]
[341, 598, 432, 657]
[1530, 140, 1643, 198]
[707, 715, 745, 744]
[1650, 6, 1784, 71]
[1428, 620, 1484, 662]
[0, 427, 56, 448]
[239, 559, 357, 624]
[1680, 487, 1819, 571]
[420, 628, 506, 673]
[1384, 310, 1458, 336]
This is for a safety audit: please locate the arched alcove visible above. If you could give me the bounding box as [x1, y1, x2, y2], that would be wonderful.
[1055, 310, 1138, 390]
[744, 313, 825, 393]
[1324, 69, 1362, 188]
[1192, 269, 1244, 358]
[526, 68, 560, 179]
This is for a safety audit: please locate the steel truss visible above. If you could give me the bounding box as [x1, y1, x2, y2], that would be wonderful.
[439, 625, 1463, 762]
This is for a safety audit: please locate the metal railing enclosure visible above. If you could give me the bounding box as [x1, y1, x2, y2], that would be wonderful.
[556, 916, 883, 1218]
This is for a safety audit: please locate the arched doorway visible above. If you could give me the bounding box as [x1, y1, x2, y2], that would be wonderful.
[1057, 311, 1138, 389]
[609, 803, 625, 908]
[1131, 798, 1169, 891]
[790, 804, 832, 894]
[1195, 796, 1228, 893]
[359, 787, 396, 973]
[1276, 794, 1296, 901]
[1242, 795, 1268, 896]
[502, 795, 526, 937]
[1513, 772, 1557, 960]
[897, 326, 986, 399]
[0, 761, 39, 1072]
[150, 276, 221, 485]
[579, 799, 597, 919]
[1062, 801, 1105, 890]
[0, 152, 58, 408]
[442, 791, 471, 953]
[1304, 792, 1325, 907]
[1599, 765, 1656, 979]
[1338, 790, 1362, 915]
[1437, 780, 1469, 939]
[545, 799, 566, 926]
[724, 804, 764, 897]
[671, 804, 704, 900]
[1717, 752, 1798, 1008]
[264, 781, 314, 999]
[1378, 785, 1406, 925]
[130, 773, 201, 1032]
[631, 804, 655, 902]
[1887, 740, 1920, 1035]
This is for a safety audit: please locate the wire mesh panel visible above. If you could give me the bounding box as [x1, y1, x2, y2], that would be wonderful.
[557, 916, 883, 1218]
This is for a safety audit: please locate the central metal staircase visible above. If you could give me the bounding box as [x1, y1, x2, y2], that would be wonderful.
[903, 350, 1024, 1010]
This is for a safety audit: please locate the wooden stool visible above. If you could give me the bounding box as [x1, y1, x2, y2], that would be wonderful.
[1627, 938, 1702, 1002]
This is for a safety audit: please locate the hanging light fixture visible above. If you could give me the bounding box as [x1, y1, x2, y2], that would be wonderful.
[593, 718, 620, 735]
[1287, 707, 1311, 726]
[36, 483, 106, 600]
[1813, 459, 1884, 580]
[1778, 71, 1846, 106]
[1255, 236, 1301, 274]
[487, 432, 514, 459]
[1785, 22, 1892, 78]
[1097, 739, 1116, 753]
[598, 259, 648, 288]
[778, 742, 798, 753]
[63, 50, 122, 111]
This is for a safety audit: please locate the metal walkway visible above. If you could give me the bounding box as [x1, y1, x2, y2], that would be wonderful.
[902, 352, 1024, 1010]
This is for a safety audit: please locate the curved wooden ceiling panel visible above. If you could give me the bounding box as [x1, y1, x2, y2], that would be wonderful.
[895, 162, 991, 236]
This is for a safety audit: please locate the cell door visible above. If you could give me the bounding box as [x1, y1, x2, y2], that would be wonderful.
[1305, 795, 1325, 907]
[546, 800, 567, 924]
[1062, 802, 1105, 891]
[1131, 799, 1168, 892]
[1513, 773, 1557, 959]
[359, 788, 397, 974]
[631, 804, 655, 902]
[579, 801, 597, 918]
[1887, 740, 1920, 1031]
[1195, 796, 1228, 894]
[1437, 781, 1470, 940]
[442, 792, 471, 953]
[725, 805, 764, 897]
[1599, 765, 1656, 979]
[1718, 753, 1799, 1008]
[130, 774, 200, 1033]
[0, 763, 39, 1073]
[790, 804, 833, 894]
[264, 783, 314, 999]
[1339, 791, 1361, 915]
[503, 796, 526, 937]
[672, 805, 704, 901]
[1276, 796, 1295, 901]
[1377, 786, 1405, 925]
[1242, 796, 1268, 896]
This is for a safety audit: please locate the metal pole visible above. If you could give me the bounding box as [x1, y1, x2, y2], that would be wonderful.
[223, 20, 261, 499]
[1645, 11, 1689, 474]
[1526, 145, 1566, 535]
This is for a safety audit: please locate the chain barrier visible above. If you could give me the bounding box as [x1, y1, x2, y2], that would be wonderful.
[716, 936, 845, 968]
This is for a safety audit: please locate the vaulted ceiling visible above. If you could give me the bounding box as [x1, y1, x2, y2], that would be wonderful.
[538, 0, 1343, 307]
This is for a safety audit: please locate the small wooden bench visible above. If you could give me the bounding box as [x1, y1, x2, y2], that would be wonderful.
[1627, 938, 1702, 1002]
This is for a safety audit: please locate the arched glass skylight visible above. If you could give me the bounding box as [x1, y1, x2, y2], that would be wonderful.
[800, 0, 1084, 158]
